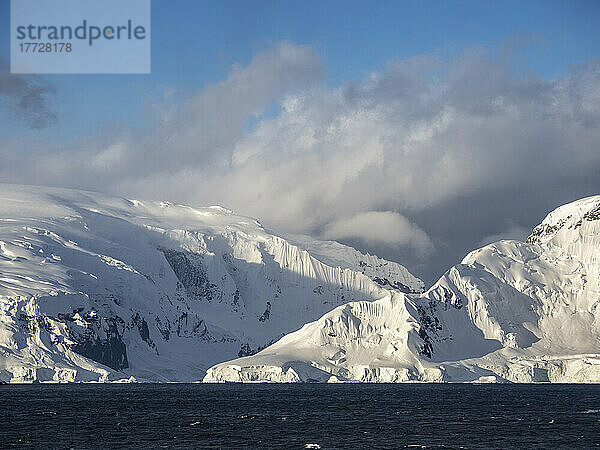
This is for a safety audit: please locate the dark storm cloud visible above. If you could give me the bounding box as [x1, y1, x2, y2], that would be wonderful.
[0, 61, 56, 129]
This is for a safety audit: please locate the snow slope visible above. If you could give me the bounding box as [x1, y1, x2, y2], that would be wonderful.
[0, 184, 423, 383]
[205, 196, 600, 383]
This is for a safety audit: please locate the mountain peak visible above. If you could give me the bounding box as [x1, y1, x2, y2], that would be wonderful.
[527, 195, 600, 244]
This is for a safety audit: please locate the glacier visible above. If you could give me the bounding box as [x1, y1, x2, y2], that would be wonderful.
[0, 184, 422, 383]
[204, 195, 600, 383]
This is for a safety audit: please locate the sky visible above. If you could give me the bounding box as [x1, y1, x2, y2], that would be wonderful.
[0, 0, 599, 284]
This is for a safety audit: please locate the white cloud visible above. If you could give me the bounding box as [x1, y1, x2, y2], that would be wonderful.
[1, 43, 599, 281]
[323, 211, 434, 256]
[477, 224, 531, 248]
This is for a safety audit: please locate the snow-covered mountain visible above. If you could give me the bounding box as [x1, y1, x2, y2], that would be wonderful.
[205, 195, 600, 383]
[0, 184, 423, 383]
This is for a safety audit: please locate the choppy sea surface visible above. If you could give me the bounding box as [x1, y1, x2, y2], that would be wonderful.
[1, 383, 599, 449]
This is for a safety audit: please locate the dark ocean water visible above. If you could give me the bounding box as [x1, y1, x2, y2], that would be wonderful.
[1, 383, 599, 449]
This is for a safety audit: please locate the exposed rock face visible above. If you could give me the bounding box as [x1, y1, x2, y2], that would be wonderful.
[0, 184, 422, 383]
[204, 195, 600, 383]
[72, 329, 128, 371]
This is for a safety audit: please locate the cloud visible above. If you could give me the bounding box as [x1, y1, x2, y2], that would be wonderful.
[0, 42, 323, 190]
[163, 41, 326, 169]
[323, 211, 434, 257]
[477, 224, 531, 248]
[0, 61, 56, 129]
[1, 42, 599, 283]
